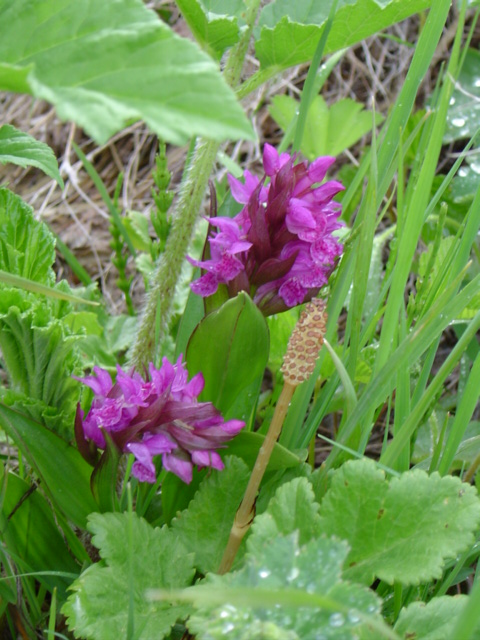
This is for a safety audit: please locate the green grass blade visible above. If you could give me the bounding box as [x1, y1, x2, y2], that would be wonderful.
[53, 233, 92, 286]
[327, 269, 480, 469]
[72, 142, 136, 257]
[0, 270, 98, 306]
[375, 0, 462, 373]
[380, 308, 480, 469]
[292, 0, 339, 153]
[438, 348, 480, 475]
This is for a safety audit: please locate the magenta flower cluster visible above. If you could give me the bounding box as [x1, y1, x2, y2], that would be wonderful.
[189, 144, 344, 316]
[74, 357, 244, 484]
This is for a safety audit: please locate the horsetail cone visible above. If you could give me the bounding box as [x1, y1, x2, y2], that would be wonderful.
[281, 297, 327, 385]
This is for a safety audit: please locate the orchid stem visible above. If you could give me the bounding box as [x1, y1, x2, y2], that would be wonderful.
[218, 381, 296, 574]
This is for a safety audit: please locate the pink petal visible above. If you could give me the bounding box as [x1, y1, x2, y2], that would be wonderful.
[308, 156, 335, 183]
[192, 450, 225, 471]
[279, 278, 308, 307]
[131, 461, 157, 483]
[286, 200, 316, 234]
[162, 453, 193, 484]
[190, 272, 220, 297]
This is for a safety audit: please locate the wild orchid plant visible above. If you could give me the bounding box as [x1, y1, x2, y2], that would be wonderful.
[2, 1, 480, 640]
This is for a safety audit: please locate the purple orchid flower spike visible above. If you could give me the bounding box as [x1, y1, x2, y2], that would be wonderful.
[189, 144, 345, 315]
[74, 356, 244, 484]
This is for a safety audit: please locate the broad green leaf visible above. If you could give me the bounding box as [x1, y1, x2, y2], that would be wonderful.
[186, 292, 269, 421]
[0, 124, 63, 186]
[186, 533, 383, 640]
[0, 187, 55, 284]
[63, 512, 195, 640]
[266, 308, 299, 374]
[269, 95, 383, 158]
[444, 48, 480, 143]
[0, 467, 79, 598]
[0, 0, 253, 145]
[225, 430, 304, 471]
[318, 459, 480, 585]
[255, 0, 432, 70]
[171, 456, 250, 574]
[0, 404, 98, 529]
[90, 433, 122, 513]
[394, 596, 480, 640]
[176, 0, 240, 59]
[247, 478, 322, 557]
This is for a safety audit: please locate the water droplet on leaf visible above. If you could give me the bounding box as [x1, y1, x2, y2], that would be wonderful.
[329, 613, 345, 627]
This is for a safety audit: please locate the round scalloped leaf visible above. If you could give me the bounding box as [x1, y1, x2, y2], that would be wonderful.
[187, 533, 383, 640]
[394, 596, 480, 640]
[171, 456, 251, 574]
[247, 477, 322, 558]
[318, 459, 480, 585]
[63, 512, 195, 640]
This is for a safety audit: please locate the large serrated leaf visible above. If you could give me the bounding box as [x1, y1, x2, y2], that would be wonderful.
[62, 512, 195, 640]
[171, 456, 251, 574]
[176, 0, 240, 59]
[0, 404, 98, 529]
[186, 533, 383, 640]
[0, 124, 63, 186]
[318, 459, 480, 585]
[0, 0, 253, 145]
[186, 292, 269, 422]
[255, 0, 432, 69]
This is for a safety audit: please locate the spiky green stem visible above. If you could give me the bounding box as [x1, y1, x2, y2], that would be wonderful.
[129, 0, 262, 369]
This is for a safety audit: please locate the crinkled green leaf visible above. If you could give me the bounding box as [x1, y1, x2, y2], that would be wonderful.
[269, 95, 383, 158]
[248, 478, 322, 558]
[0, 467, 79, 599]
[0, 187, 55, 284]
[394, 596, 480, 640]
[0, 124, 63, 186]
[0, 0, 253, 145]
[0, 288, 81, 437]
[176, 0, 240, 59]
[0, 404, 98, 529]
[171, 457, 250, 574]
[255, 0, 432, 69]
[444, 48, 480, 143]
[187, 533, 383, 640]
[186, 292, 269, 422]
[63, 512, 195, 640]
[318, 459, 480, 585]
